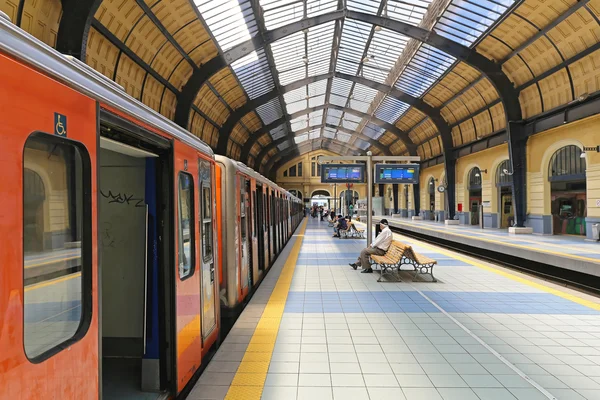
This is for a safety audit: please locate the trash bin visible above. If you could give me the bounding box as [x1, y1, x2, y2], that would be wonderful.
[593, 224, 600, 241]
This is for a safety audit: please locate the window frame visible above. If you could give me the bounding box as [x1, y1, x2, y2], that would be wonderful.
[199, 160, 213, 263]
[178, 171, 196, 280]
[22, 131, 93, 363]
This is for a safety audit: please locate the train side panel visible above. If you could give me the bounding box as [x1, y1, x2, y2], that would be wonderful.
[0, 52, 99, 398]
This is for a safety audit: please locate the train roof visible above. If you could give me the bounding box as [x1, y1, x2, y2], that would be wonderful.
[0, 17, 213, 156]
[215, 155, 300, 202]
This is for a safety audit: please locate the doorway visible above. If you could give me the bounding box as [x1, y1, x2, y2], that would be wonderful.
[496, 160, 514, 228]
[98, 120, 172, 399]
[428, 178, 435, 221]
[468, 168, 482, 225]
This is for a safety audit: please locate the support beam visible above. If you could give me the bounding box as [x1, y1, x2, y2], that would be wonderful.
[393, 184, 399, 213]
[56, 0, 102, 59]
[241, 117, 286, 161]
[265, 141, 358, 176]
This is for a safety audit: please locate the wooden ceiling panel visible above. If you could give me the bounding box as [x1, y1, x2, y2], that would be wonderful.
[390, 141, 406, 156]
[487, 14, 538, 53]
[547, 8, 600, 60]
[161, 88, 177, 120]
[472, 111, 493, 138]
[141, 74, 163, 113]
[409, 119, 437, 144]
[151, 41, 184, 81]
[258, 134, 271, 147]
[250, 143, 262, 157]
[440, 106, 457, 125]
[230, 123, 249, 144]
[423, 85, 454, 108]
[451, 126, 463, 147]
[86, 27, 119, 80]
[379, 131, 396, 146]
[444, 99, 470, 124]
[489, 103, 506, 132]
[458, 119, 476, 143]
[95, 0, 145, 42]
[476, 35, 512, 62]
[539, 68, 573, 110]
[518, 84, 543, 118]
[19, 0, 61, 47]
[151, 0, 196, 35]
[519, 36, 564, 77]
[396, 108, 426, 131]
[247, 157, 255, 168]
[417, 145, 426, 160]
[210, 68, 247, 110]
[569, 48, 600, 97]
[173, 19, 215, 56]
[241, 112, 262, 133]
[125, 15, 167, 65]
[115, 53, 145, 99]
[227, 141, 241, 160]
[503, 55, 535, 86]
[169, 58, 194, 90]
[516, 0, 574, 31]
[474, 79, 500, 104]
[194, 84, 230, 125]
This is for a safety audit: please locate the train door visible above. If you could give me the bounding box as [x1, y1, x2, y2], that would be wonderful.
[1, 56, 98, 398]
[245, 179, 255, 286]
[239, 177, 250, 295]
[198, 159, 217, 343]
[96, 111, 174, 399]
[270, 191, 276, 261]
[255, 184, 266, 272]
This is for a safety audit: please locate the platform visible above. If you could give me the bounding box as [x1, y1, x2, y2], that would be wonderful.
[370, 217, 600, 279]
[189, 218, 600, 400]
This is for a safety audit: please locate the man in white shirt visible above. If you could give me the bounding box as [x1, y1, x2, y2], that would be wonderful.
[350, 219, 393, 273]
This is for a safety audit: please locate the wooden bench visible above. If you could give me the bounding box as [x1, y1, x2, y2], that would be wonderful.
[339, 222, 365, 239]
[370, 240, 437, 282]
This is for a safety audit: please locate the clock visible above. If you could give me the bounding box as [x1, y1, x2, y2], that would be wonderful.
[437, 186, 446, 193]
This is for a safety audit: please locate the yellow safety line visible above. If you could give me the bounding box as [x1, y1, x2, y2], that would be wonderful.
[24, 272, 81, 292]
[225, 219, 307, 400]
[386, 219, 600, 264]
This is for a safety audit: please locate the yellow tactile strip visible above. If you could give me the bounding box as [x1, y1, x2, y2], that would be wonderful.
[224, 219, 307, 400]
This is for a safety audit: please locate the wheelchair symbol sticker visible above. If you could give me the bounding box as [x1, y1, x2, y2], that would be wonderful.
[54, 113, 67, 137]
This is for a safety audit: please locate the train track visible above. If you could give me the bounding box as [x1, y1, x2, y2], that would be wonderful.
[386, 224, 600, 298]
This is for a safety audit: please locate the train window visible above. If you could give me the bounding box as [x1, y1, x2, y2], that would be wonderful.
[252, 192, 257, 238]
[23, 132, 91, 361]
[200, 161, 213, 262]
[178, 173, 195, 279]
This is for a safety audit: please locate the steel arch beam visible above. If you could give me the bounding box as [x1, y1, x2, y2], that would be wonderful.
[56, 0, 102, 59]
[242, 117, 287, 161]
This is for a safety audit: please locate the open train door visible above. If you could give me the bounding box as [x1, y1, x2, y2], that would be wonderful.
[0, 51, 98, 398]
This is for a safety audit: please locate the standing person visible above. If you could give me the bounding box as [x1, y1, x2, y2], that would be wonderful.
[319, 206, 324, 221]
[349, 219, 392, 273]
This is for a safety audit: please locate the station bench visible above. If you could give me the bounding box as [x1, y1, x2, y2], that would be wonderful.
[340, 223, 365, 239]
[370, 240, 437, 282]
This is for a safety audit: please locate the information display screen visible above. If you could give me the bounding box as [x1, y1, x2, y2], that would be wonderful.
[375, 164, 420, 184]
[321, 164, 365, 183]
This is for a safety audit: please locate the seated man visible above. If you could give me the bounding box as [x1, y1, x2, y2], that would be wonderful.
[333, 215, 346, 237]
[349, 219, 392, 273]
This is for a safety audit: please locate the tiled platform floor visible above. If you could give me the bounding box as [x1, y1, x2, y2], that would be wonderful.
[383, 217, 600, 262]
[190, 218, 600, 400]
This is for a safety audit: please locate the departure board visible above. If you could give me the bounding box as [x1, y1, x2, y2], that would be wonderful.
[321, 164, 365, 183]
[375, 164, 420, 184]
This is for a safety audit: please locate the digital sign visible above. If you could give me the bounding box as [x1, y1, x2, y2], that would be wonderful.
[375, 164, 420, 184]
[321, 164, 366, 183]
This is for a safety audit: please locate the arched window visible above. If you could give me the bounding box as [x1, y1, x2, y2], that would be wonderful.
[549, 145, 586, 181]
[289, 190, 302, 200]
[496, 160, 512, 187]
[468, 167, 482, 191]
[428, 177, 435, 195]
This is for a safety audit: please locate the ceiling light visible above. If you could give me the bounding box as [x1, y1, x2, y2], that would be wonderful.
[580, 152, 586, 159]
[302, 56, 309, 64]
[374, 25, 382, 32]
[362, 56, 369, 63]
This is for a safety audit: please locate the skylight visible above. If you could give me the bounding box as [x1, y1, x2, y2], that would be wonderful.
[195, 0, 258, 51]
[375, 96, 410, 123]
[231, 50, 275, 99]
[255, 98, 284, 125]
[295, 134, 308, 143]
[260, 0, 338, 30]
[395, 44, 455, 97]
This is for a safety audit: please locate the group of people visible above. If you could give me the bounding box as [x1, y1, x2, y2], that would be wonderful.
[330, 214, 351, 238]
[309, 205, 327, 221]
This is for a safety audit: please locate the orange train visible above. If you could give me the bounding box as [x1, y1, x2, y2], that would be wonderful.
[0, 15, 302, 400]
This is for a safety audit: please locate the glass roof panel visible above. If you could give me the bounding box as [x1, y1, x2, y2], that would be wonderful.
[306, 0, 338, 16]
[255, 98, 283, 125]
[375, 96, 410, 123]
[323, 126, 336, 138]
[363, 123, 385, 139]
[355, 138, 371, 150]
[278, 141, 291, 151]
[270, 124, 287, 140]
[386, 0, 432, 26]
[309, 128, 321, 139]
[336, 132, 351, 142]
[349, 83, 378, 113]
[347, 0, 381, 15]
[326, 109, 342, 125]
[284, 85, 306, 104]
[337, 20, 371, 76]
[260, 0, 303, 30]
[231, 50, 275, 99]
[307, 22, 335, 77]
[395, 44, 455, 97]
[435, 0, 515, 47]
[308, 80, 328, 96]
[290, 115, 308, 131]
[309, 95, 326, 107]
[196, 0, 258, 51]
[295, 134, 308, 143]
[363, 28, 410, 83]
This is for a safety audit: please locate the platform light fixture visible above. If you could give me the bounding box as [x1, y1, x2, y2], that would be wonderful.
[474, 169, 488, 177]
[581, 146, 600, 158]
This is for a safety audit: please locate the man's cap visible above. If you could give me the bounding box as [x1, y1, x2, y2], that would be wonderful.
[338, 214, 343, 218]
[380, 219, 389, 225]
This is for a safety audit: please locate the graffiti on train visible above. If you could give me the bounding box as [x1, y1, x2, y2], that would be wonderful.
[100, 189, 145, 207]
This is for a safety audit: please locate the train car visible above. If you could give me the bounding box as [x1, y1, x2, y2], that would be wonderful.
[0, 15, 223, 400]
[215, 156, 302, 316]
